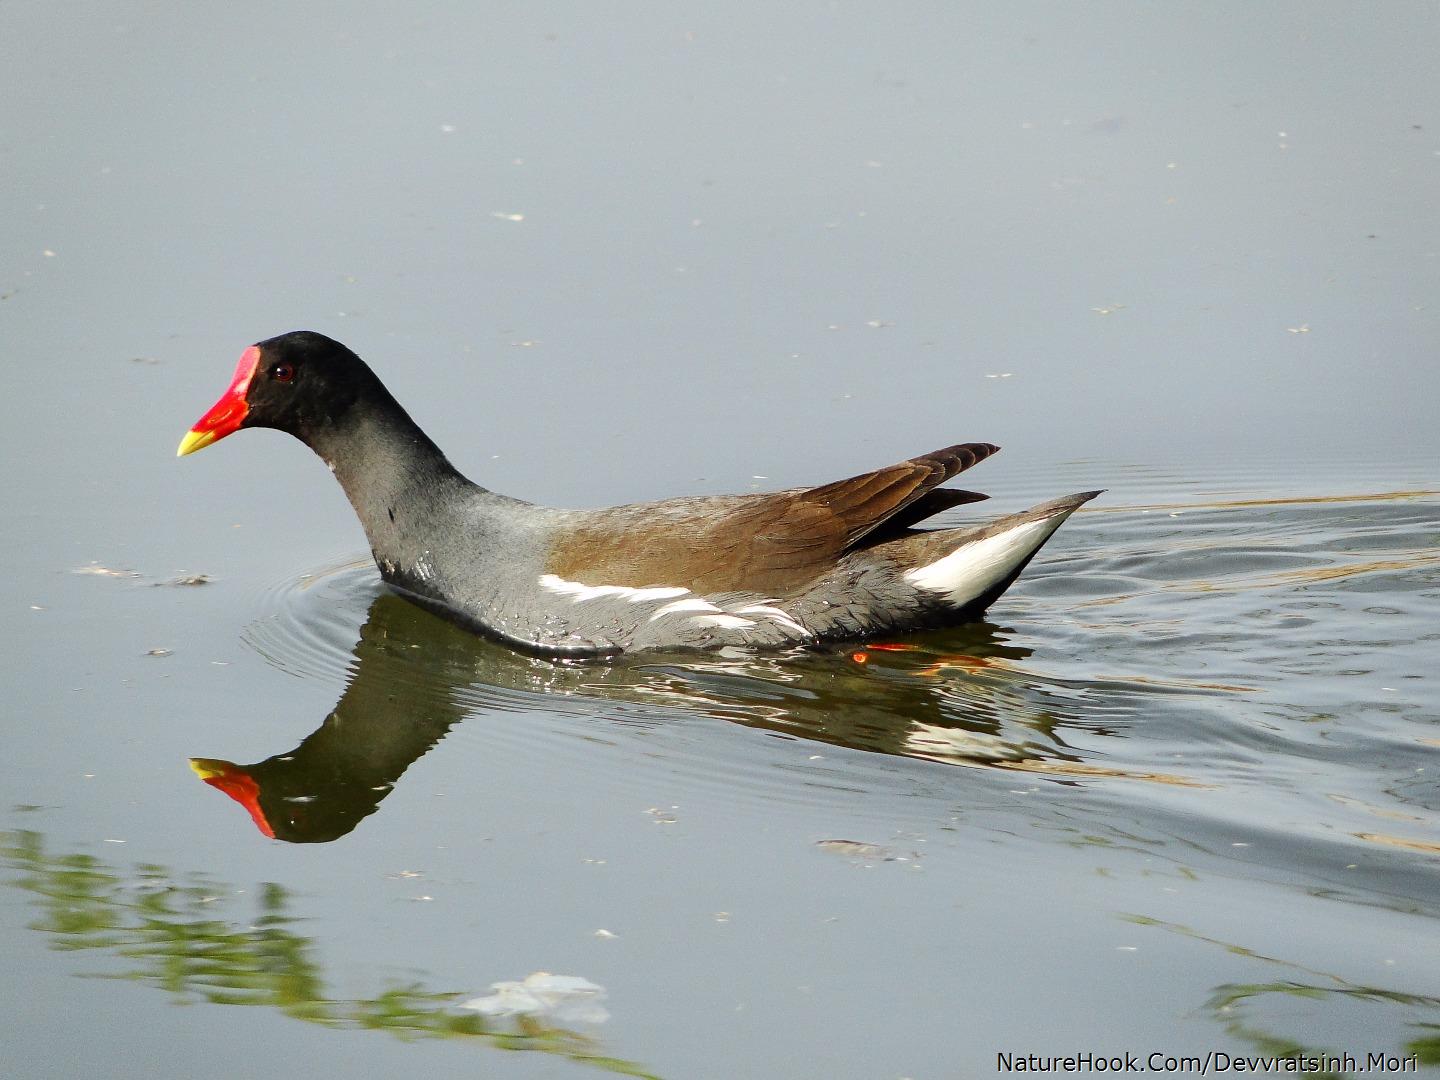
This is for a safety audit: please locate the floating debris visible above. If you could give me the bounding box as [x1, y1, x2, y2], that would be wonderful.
[144, 648, 172, 658]
[74, 564, 213, 587]
[155, 573, 213, 587]
[815, 839, 917, 862]
[462, 972, 609, 1025]
[73, 563, 139, 578]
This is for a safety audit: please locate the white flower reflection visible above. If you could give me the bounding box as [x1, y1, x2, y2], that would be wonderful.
[462, 972, 610, 1026]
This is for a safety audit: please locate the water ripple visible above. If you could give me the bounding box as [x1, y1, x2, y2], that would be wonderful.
[217, 488, 1440, 902]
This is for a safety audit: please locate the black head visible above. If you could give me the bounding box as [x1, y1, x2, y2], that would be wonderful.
[242, 331, 382, 437]
[178, 330, 386, 456]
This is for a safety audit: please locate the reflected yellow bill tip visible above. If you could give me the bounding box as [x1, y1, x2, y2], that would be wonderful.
[189, 758, 231, 779]
[176, 429, 217, 457]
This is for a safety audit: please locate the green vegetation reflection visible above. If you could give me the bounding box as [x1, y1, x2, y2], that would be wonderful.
[1206, 983, 1440, 1071]
[1, 830, 659, 1078]
[1123, 913, 1439, 1069]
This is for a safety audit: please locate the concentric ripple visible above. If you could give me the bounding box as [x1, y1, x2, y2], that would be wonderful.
[240, 555, 381, 683]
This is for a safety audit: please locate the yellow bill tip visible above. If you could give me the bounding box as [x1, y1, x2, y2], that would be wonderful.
[177, 429, 217, 458]
[189, 757, 234, 779]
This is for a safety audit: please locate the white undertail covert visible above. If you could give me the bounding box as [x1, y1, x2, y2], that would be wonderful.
[902, 513, 1070, 605]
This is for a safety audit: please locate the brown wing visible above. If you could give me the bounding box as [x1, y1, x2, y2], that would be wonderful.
[545, 443, 998, 594]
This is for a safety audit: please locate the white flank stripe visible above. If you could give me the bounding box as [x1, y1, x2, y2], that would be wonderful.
[903, 516, 1064, 604]
[692, 614, 755, 629]
[733, 604, 810, 635]
[539, 573, 690, 603]
[649, 598, 723, 621]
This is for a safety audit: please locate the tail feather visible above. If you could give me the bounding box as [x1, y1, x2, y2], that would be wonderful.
[855, 487, 991, 544]
[894, 490, 1102, 613]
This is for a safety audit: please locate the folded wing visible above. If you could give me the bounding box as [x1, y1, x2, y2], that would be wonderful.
[544, 443, 1000, 593]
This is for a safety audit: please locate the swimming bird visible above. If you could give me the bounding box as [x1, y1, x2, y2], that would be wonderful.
[178, 331, 1099, 656]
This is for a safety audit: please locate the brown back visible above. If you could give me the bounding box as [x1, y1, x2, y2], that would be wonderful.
[544, 443, 999, 594]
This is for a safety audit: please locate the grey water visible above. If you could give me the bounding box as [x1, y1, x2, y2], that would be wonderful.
[2, 3, 1438, 1078]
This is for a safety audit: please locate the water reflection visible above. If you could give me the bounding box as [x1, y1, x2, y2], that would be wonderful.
[194, 590, 1178, 842]
[195, 485, 1440, 846]
[7, 827, 1435, 1071]
[1205, 981, 1438, 1070]
[1123, 914, 1440, 1067]
[0, 830, 658, 1077]
[192, 596, 470, 842]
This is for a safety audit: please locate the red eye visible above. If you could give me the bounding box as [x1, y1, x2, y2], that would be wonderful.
[270, 363, 296, 383]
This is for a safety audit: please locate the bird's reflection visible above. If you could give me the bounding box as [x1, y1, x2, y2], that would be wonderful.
[193, 592, 1104, 843]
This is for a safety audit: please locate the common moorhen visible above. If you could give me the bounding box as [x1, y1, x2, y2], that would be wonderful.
[179, 332, 1100, 655]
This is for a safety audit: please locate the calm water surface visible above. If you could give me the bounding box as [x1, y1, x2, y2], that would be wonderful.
[3, 3, 1438, 1078]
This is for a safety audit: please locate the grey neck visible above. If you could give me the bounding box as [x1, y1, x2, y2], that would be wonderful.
[303, 403, 477, 565]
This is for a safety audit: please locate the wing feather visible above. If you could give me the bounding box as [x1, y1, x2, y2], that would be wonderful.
[544, 443, 999, 593]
